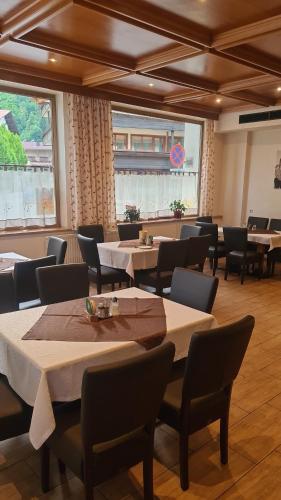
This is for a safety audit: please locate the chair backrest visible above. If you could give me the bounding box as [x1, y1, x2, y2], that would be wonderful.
[36, 263, 89, 305]
[247, 216, 269, 229]
[47, 236, 67, 264]
[185, 235, 211, 267]
[170, 268, 218, 313]
[180, 224, 201, 239]
[195, 222, 218, 247]
[269, 218, 281, 231]
[223, 227, 248, 253]
[118, 223, 143, 241]
[0, 272, 17, 313]
[14, 255, 56, 304]
[157, 239, 188, 273]
[182, 315, 254, 401]
[81, 342, 175, 448]
[77, 224, 104, 243]
[77, 234, 101, 271]
[196, 216, 212, 223]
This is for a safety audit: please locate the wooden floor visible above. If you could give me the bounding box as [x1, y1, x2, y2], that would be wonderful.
[2, 264, 281, 499]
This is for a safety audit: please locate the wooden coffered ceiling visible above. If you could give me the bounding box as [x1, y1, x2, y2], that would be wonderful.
[1, 0, 281, 120]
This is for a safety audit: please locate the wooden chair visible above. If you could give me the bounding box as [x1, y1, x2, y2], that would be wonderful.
[14, 255, 56, 309]
[41, 342, 175, 500]
[118, 223, 143, 241]
[196, 216, 212, 223]
[223, 227, 263, 284]
[170, 268, 218, 314]
[180, 225, 201, 239]
[0, 272, 18, 313]
[247, 216, 269, 229]
[0, 375, 32, 442]
[77, 234, 129, 294]
[196, 222, 226, 275]
[185, 235, 211, 272]
[36, 263, 89, 305]
[158, 315, 254, 490]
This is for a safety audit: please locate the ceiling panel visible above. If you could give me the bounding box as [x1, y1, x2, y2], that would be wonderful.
[102, 74, 186, 95]
[0, 0, 22, 19]
[0, 40, 104, 78]
[145, 0, 281, 32]
[250, 34, 281, 60]
[194, 94, 243, 108]
[38, 4, 174, 59]
[167, 53, 261, 84]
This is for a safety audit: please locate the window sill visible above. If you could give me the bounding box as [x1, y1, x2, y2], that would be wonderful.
[117, 215, 222, 226]
[0, 227, 73, 238]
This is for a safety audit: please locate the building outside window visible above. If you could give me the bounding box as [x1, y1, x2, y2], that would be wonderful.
[113, 111, 202, 220]
[0, 90, 57, 229]
[113, 133, 128, 150]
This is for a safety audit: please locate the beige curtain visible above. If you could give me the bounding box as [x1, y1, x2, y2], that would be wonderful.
[66, 94, 116, 231]
[199, 120, 215, 216]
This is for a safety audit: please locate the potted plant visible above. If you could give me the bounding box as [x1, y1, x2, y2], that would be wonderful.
[169, 200, 186, 219]
[124, 205, 141, 223]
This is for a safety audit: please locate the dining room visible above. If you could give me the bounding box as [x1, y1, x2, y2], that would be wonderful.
[1, 1, 281, 499]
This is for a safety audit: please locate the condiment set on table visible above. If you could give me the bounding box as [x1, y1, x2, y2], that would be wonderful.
[139, 230, 153, 248]
[85, 297, 119, 321]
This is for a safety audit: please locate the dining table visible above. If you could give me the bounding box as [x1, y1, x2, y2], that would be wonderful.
[0, 252, 29, 273]
[218, 227, 281, 251]
[98, 236, 174, 279]
[0, 286, 216, 449]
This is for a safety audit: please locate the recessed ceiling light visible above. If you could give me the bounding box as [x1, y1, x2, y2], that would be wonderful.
[49, 57, 57, 63]
[148, 83, 154, 87]
[216, 97, 222, 103]
[277, 87, 281, 92]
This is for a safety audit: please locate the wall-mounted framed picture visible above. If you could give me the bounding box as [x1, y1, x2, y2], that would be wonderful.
[274, 151, 281, 189]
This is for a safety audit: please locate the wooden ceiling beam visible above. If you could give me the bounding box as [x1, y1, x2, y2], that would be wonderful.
[74, 0, 211, 48]
[213, 13, 281, 50]
[136, 45, 204, 72]
[0, 0, 72, 45]
[219, 74, 280, 93]
[0, 60, 82, 85]
[141, 67, 219, 93]
[14, 30, 136, 71]
[164, 90, 212, 104]
[83, 69, 133, 87]
[215, 45, 281, 78]
[223, 89, 276, 107]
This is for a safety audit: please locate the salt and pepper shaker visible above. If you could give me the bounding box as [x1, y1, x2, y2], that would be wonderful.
[110, 297, 120, 316]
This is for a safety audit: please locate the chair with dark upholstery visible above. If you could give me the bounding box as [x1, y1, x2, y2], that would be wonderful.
[269, 218, 281, 230]
[266, 219, 281, 275]
[223, 227, 263, 284]
[36, 263, 89, 305]
[185, 235, 211, 272]
[196, 216, 212, 223]
[14, 255, 56, 309]
[41, 342, 175, 500]
[77, 235, 129, 294]
[247, 216, 269, 229]
[118, 223, 143, 241]
[78, 224, 104, 243]
[196, 222, 226, 275]
[180, 225, 201, 239]
[158, 315, 255, 491]
[0, 272, 17, 313]
[136, 239, 189, 296]
[47, 236, 67, 264]
[170, 268, 219, 314]
[0, 375, 32, 442]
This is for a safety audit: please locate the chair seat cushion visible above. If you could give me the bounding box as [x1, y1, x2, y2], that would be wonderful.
[89, 266, 129, 284]
[0, 377, 32, 440]
[19, 299, 41, 310]
[209, 245, 226, 257]
[136, 270, 173, 289]
[159, 377, 229, 434]
[229, 250, 258, 261]
[48, 406, 149, 484]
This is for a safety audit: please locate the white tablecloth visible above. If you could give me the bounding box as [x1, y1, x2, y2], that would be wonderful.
[0, 252, 28, 273]
[0, 287, 216, 449]
[98, 237, 173, 278]
[218, 228, 281, 252]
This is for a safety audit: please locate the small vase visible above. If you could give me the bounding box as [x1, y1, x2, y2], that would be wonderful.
[174, 210, 182, 219]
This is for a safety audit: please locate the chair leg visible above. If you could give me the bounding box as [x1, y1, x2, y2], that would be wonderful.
[213, 257, 218, 276]
[209, 257, 213, 270]
[224, 258, 229, 281]
[179, 434, 189, 491]
[58, 458, 66, 475]
[143, 448, 154, 500]
[240, 264, 245, 285]
[41, 444, 50, 493]
[84, 484, 94, 500]
[111, 283, 115, 291]
[97, 282, 102, 295]
[220, 415, 229, 465]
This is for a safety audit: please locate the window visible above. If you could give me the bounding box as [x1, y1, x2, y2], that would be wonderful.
[131, 135, 165, 152]
[0, 90, 57, 229]
[113, 111, 202, 220]
[113, 133, 128, 150]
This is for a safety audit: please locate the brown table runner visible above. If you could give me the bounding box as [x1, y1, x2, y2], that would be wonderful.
[0, 258, 20, 272]
[118, 240, 162, 248]
[22, 297, 167, 350]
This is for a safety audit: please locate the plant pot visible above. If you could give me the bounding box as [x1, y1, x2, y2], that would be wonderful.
[174, 210, 183, 219]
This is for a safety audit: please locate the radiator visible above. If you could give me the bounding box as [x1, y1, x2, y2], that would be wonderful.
[45, 234, 83, 264]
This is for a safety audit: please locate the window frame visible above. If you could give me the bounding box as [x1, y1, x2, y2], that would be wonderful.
[0, 85, 60, 229]
[113, 132, 128, 151]
[131, 134, 166, 152]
